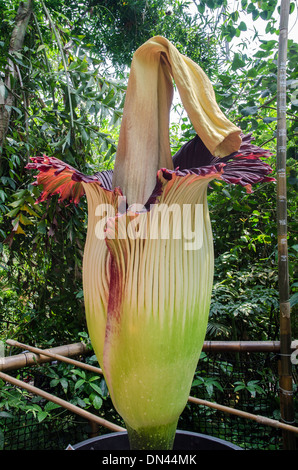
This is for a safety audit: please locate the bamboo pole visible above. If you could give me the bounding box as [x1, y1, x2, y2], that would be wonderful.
[2, 340, 287, 373]
[5, 339, 102, 374]
[1, 342, 88, 372]
[5, 339, 287, 370]
[202, 340, 283, 352]
[0, 371, 125, 433]
[276, 0, 296, 450]
[188, 396, 298, 435]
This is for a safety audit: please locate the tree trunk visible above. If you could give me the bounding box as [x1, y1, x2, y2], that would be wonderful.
[0, 0, 33, 160]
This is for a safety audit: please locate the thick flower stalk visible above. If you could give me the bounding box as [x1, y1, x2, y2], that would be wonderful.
[26, 37, 274, 450]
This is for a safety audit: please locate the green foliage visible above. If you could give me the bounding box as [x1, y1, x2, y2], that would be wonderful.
[0, 0, 126, 344]
[192, 375, 224, 398]
[40, 355, 108, 411]
[45, 0, 221, 73]
[234, 379, 265, 398]
[0, 376, 62, 449]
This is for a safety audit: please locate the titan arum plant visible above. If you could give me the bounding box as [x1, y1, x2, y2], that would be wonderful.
[26, 37, 274, 450]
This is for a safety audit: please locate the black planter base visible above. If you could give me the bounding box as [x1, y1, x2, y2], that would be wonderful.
[72, 430, 242, 450]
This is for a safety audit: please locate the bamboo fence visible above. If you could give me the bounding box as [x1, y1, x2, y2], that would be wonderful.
[1, 339, 288, 372]
[0, 339, 297, 442]
[0, 370, 125, 433]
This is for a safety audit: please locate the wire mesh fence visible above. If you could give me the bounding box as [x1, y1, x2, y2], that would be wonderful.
[0, 350, 297, 450]
[179, 351, 286, 450]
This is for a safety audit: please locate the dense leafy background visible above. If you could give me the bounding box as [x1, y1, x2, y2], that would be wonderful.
[0, 0, 297, 350]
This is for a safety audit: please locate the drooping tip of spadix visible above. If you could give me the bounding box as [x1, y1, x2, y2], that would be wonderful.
[112, 36, 242, 206]
[213, 131, 242, 158]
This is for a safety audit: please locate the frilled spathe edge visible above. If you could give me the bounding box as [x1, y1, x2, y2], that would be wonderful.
[26, 133, 275, 207]
[26, 155, 115, 205]
[172, 133, 275, 194]
[26, 156, 225, 210]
